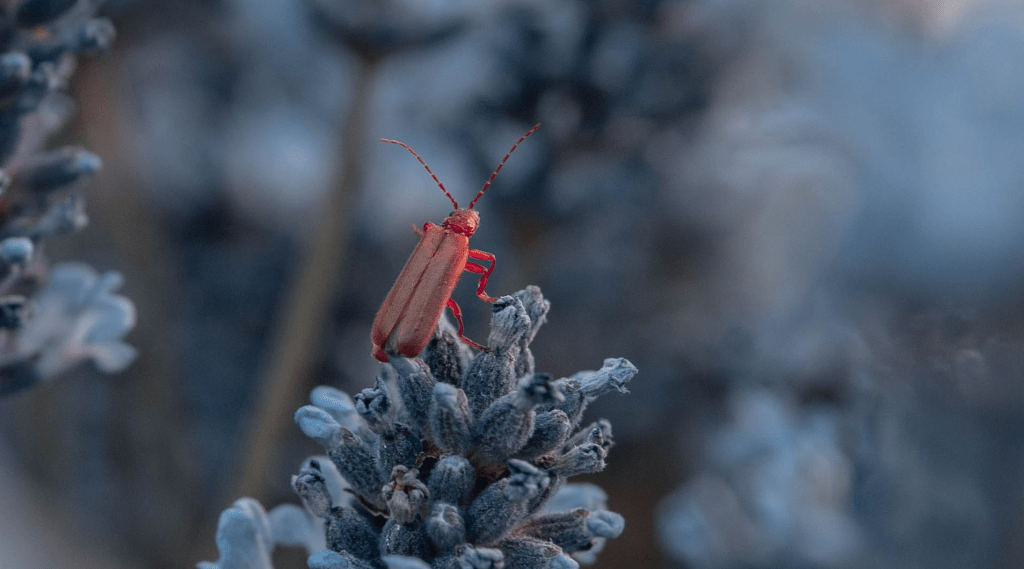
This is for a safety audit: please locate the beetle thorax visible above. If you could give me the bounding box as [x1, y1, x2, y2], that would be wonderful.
[442, 208, 480, 237]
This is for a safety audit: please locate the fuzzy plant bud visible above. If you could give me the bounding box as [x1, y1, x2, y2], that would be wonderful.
[514, 409, 571, 461]
[428, 454, 474, 507]
[518, 508, 625, 553]
[307, 549, 375, 569]
[310, 386, 356, 422]
[552, 358, 637, 428]
[563, 418, 613, 454]
[516, 373, 564, 410]
[296, 405, 344, 449]
[355, 376, 393, 433]
[302, 456, 349, 505]
[466, 460, 549, 544]
[430, 382, 472, 454]
[383, 556, 432, 569]
[498, 536, 579, 569]
[323, 507, 381, 564]
[267, 503, 324, 553]
[586, 510, 626, 539]
[551, 435, 606, 478]
[307, 550, 341, 569]
[423, 321, 470, 385]
[197, 498, 273, 569]
[377, 422, 421, 478]
[292, 460, 334, 518]
[463, 296, 530, 417]
[543, 483, 609, 514]
[389, 356, 435, 434]
[486, 295, 532, 350]
[310, 386, 371, 438]
[459, 546, 505, 568]
[426, 502, 466, 551]
[17, 146, 101, 193]
[576, 357, 636, 397]
[380, 518, 431, 558]
[503, 459, 551, 502]
[327, 428, 388, 511]
[511, 286, 550, 378]
[472, 373, 563, 466]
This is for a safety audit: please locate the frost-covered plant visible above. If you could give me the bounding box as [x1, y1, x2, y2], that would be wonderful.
[0, 0, 133, 395]
[202, 286, 637, 568]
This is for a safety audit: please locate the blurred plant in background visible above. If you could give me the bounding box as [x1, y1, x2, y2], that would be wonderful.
[652, 0, 1024, 568]
[0, 0, 133, 396]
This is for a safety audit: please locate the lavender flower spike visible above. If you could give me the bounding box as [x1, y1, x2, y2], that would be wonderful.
[219, 286, 638, 567]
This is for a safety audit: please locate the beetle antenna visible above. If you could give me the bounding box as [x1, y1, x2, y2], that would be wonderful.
[381, 138, 460, 210]
[468, 123, 540, 210]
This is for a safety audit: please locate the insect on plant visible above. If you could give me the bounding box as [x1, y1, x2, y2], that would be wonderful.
[371, 124, 540, 362]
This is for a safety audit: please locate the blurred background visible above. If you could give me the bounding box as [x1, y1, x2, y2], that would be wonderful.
[3, 0, 1024, 567]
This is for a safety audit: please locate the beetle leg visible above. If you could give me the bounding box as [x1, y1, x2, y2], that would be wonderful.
[466, 249, 497, 302]
[446, 298, 487, 351]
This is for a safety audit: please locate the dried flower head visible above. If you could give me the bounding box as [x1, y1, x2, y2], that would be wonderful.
[202, 286, 636, 568]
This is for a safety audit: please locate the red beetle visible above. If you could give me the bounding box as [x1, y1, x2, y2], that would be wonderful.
[372, 125, 540, 362]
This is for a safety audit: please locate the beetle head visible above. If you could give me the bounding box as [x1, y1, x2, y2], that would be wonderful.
[443, 208, 480, 236]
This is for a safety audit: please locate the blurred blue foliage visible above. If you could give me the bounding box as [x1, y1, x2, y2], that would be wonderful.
[0, 0, 133, 396]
